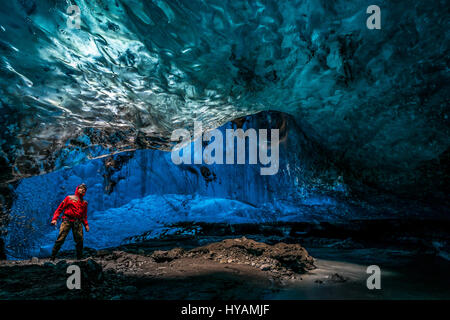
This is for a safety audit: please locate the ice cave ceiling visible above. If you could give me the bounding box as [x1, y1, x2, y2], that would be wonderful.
[0, 0, 449, 200]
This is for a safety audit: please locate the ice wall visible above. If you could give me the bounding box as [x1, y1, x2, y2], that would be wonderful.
[6, 112, 346, 258]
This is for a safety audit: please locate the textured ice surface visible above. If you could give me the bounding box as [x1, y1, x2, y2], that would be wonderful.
[0, 0, 448, 199]
[8, 191, 353, 259]
[5, 111, 445, 259]
[18, 194, 268, 257]
[6, 112, 349, 258]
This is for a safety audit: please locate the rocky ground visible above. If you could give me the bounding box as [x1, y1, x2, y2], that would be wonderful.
[1, 220, 449, 300]
[0, 237, 317, 300]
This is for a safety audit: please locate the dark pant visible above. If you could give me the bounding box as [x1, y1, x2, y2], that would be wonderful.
[51, 219, 84, 259]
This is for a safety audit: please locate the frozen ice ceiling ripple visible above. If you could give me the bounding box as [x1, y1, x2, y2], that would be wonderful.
[0, 0, 448, 199]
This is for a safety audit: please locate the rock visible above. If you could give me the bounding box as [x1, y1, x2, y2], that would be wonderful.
[267, 242, 315, 273]
[86, 259, 102, 271]
[105, 262, 115, 269]
[31, 257, 39, 263]
[76, 259, 103, 284]
[328, 273, 347, 283]
[260, 264, 271, 271]
[190, 237, 315, 274]
[112, 251, 127, 260]
[96, 250, 109, 257]
[83, 247, 98, 257]
[151, 248, 185, 262]
[43, 262, 55, 268]
[117, 256, 129, 263]
[152, 251, 169, 262]
[135, 256, 146, 262]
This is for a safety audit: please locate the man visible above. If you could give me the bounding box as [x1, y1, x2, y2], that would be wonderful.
[50, 183, 90, 260]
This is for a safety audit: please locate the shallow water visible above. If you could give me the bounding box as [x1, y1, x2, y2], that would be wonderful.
[270, 248, 450, 300]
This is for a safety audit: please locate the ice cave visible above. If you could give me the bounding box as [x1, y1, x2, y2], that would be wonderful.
[0, 0, 448, 300]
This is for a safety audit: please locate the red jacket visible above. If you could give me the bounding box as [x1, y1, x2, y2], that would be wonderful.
[52, 186, 88, 227]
